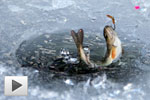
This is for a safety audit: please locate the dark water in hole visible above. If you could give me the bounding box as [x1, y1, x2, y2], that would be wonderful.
[0, 0, 150, 100]
[15, 33, 144, 82]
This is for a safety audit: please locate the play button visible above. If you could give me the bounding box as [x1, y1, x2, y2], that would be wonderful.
[12, 80, 22, 92]
[4, 76, 28, 96]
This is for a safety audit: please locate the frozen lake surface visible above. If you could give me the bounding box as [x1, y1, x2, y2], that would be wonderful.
[0, 0, 150, 100]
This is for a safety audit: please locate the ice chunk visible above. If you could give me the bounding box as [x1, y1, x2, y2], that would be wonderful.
[64, 79, 74, 85]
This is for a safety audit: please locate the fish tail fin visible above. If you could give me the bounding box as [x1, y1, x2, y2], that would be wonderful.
[71, 29, 93, 66]
[71, 29, 84, 49]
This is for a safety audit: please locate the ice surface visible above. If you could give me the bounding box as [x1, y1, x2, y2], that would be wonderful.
[0, 0, 150, 100]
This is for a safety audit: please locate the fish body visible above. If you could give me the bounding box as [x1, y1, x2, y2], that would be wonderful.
[99, 26, 122, 66]
[71, 15, 123, 68]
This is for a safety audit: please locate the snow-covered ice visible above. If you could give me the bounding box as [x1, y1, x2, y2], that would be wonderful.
[0, 0, 150, 100]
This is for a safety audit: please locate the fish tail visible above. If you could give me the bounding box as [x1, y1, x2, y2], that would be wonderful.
[71, 29, 84, 49]
[71, 29, 93, 66]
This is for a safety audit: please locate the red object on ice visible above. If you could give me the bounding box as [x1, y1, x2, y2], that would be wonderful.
[135, 6, 140, 9]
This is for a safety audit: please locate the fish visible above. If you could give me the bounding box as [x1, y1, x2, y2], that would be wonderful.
[71, 29, 92, 65]
[71, 15, 123, 68]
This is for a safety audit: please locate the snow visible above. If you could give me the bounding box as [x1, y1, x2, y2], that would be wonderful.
[0, 0, 150, 100]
